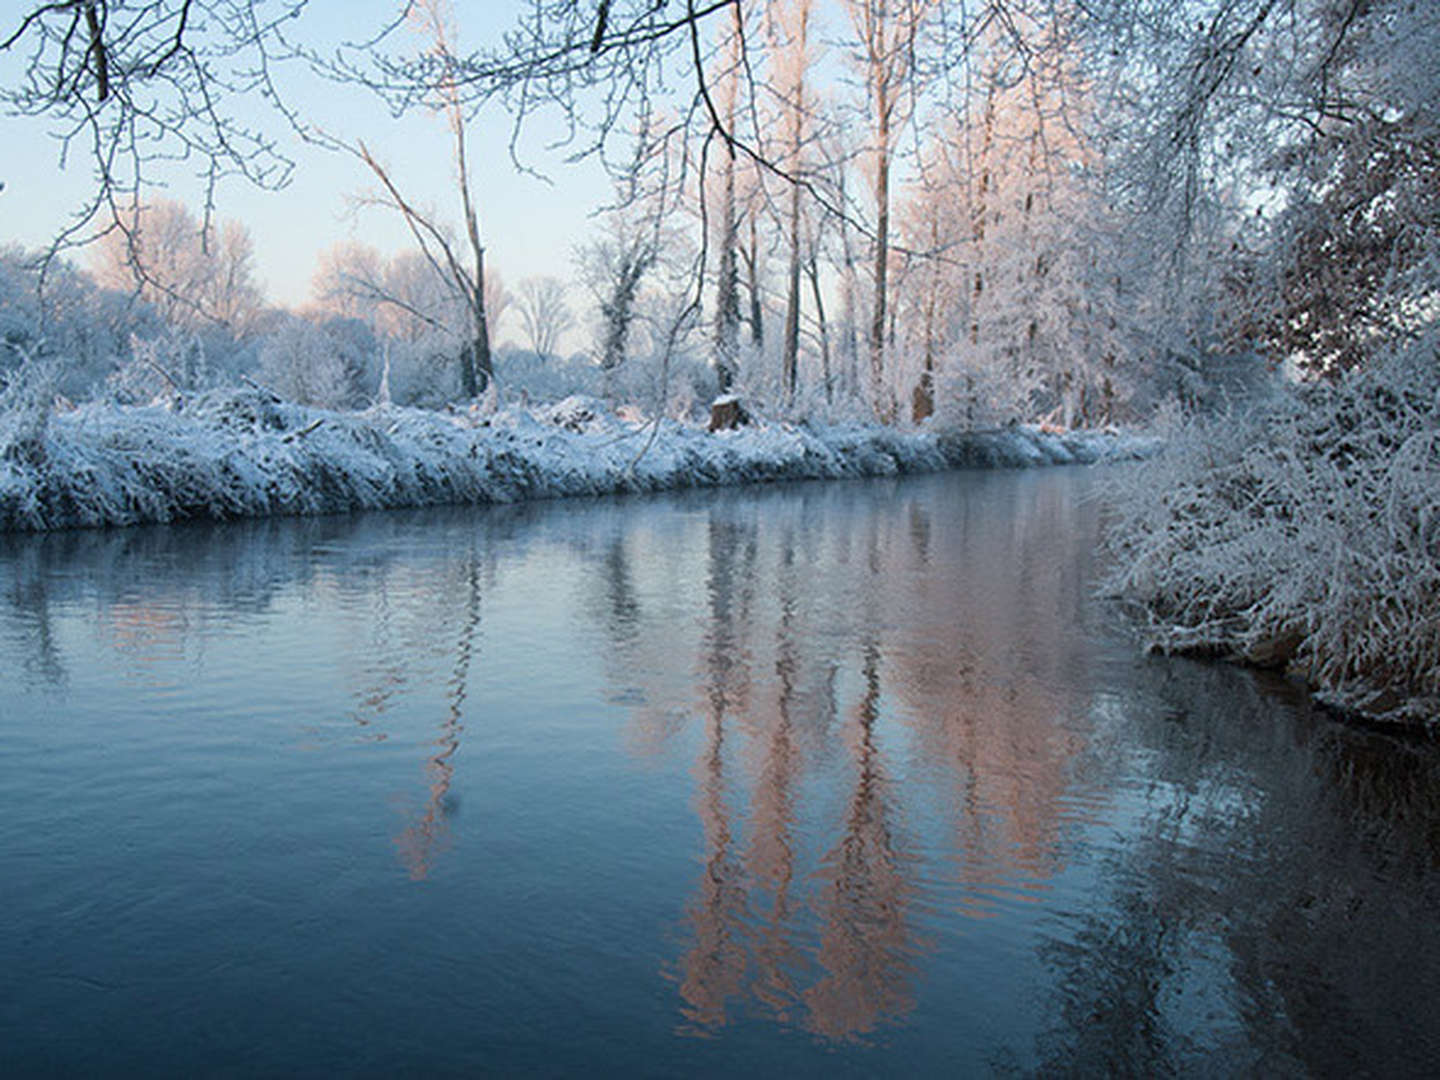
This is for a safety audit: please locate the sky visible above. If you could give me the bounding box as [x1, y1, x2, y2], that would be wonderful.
[0, 2, 619, 324]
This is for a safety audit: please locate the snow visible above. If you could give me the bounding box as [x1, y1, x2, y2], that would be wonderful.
[1102, 337, 1440, 728]
[0, 388, 1155, 534]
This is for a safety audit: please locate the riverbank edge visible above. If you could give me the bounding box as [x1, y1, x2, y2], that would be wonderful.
[1136, 632, 1440, 736]
[1097, 341, 1440, 734]
[0, 389, 1158, 534]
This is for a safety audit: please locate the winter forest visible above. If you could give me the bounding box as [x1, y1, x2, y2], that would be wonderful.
[1, 0, 1438, 724]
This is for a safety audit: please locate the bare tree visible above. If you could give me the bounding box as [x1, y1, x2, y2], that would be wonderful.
[516, 276, 575, 359]
[311, 242, 463, 347]
[843, 0, 933, 421]
[344, 0, 496, 400]
[768, 0, 819, 406]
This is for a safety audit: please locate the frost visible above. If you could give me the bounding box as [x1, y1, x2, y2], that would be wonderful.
[0, 389, 1152, 535]
[1103, 335, 1440, 727]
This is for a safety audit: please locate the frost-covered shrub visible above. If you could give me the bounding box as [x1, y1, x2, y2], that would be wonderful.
[0, 354, 57, 463]
[383, 337, 460, 408]
[258, 316, 367, 409]
[933, 356, 1037, 430]
[108, 328, 212, 405]
[0, 246, 163, 400]
[1103, 335, 1440, 725]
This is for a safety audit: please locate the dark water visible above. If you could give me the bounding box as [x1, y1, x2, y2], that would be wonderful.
[2, 470, 1439, 1077]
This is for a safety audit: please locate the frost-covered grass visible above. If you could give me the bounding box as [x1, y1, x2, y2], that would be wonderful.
[1103, 338, 1440, 728]
[0, 387, 1152, 535]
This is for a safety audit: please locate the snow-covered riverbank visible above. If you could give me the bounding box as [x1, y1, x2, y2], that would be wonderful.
[1102, 344, 1440, 729]
[0, 390, 1155, 533]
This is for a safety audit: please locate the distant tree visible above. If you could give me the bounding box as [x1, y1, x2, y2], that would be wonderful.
[313, 243, 455, 344]
[309, 242, 390, 327]
[579, 218, 660, 389]
[92, 199, 262, 336]
[516, 277, 575, 359]
[0, 244, 157, 398]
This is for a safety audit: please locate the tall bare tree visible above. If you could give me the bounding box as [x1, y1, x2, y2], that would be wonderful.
[769, 0, 818, 406]
[348, 0, 495, 399]
[844, 0, 932, 420]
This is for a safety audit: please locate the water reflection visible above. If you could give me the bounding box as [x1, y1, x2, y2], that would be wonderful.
[599, 477, 1100, 1040]
[3, 474, 1440, 1071]
[1035, 662, 1440, 1076]
[394, 548, 481, 880]
[805, 638, 917, 1042]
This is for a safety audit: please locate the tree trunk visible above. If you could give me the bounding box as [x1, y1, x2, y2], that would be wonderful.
[782, 177, 802, 404]
[715, 164, 740, 394]
[747, 214, 764, 349]
[806, 255, 832, 404]
[870, 84, 892, 421]
[712, 6, 743, 395]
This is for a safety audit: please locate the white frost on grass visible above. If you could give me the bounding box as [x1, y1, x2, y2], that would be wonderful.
[1103, 336, 1440, 728]
[0, 387, 1153, 535]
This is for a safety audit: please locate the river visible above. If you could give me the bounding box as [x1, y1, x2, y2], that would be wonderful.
[2, 468, 1438, 1075]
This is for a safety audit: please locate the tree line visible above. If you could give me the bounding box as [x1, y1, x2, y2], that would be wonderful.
[2, 0, 1434, 425]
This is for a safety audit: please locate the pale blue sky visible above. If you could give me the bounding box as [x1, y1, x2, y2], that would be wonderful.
[1, 2, 617, 313]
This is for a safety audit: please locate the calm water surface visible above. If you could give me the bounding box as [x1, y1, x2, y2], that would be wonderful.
[3, 469, 1439, 1076]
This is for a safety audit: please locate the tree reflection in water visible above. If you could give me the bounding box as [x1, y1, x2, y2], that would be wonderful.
[5, 475, 1440, 1067]
[394, 548, 482, 881]
[678, 517, 756, 1030]
[1035, 664, 1440, 1076]
[746, 524, 804, 1023]
[804, 637, 917, 1041]
[622, 477, 1103, 1042]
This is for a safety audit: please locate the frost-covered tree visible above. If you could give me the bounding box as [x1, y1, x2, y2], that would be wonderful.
[92, 199, 262, 336]
[843, 0, 934, 420]
[1079, 0, 1438, 383]
[880, 10, 1139, 429]
[579, 220, 659, 391]
[1253, 1, 1440, 375]
[706, 2, 748, 396]
[767, 0, 821, 406]
[1, 245, 161, 399]
[515, 277, 575, 360]
[577, 118, 682, 398]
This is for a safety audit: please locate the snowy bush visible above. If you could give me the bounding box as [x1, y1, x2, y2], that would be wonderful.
[494, 347, 602, 404]
[107, 328, 212, 406]
[0, 246, 162, 400]
[0, 354, 57, 464]
[1103, 335, 1440, 726]
[933, 356, 1038, 430]
[0, 392, 1147, 534]
[258, 316, 367, 409]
